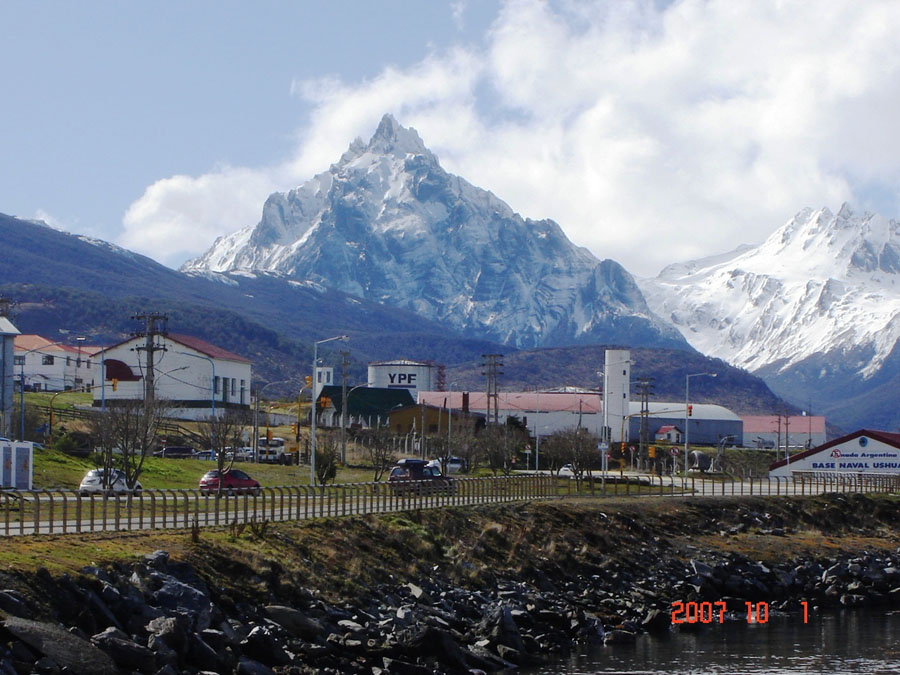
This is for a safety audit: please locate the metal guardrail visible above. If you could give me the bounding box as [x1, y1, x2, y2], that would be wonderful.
[2, 471, 897, 537]
[0, 474, 556, 537]
[560, 470, 900, 498]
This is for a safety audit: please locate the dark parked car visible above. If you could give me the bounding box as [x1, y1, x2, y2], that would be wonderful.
[388, 458, 455, 496]
[198, 469, 261, 495]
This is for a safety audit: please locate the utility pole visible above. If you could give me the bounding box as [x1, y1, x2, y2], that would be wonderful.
[339, 350, 350, 464]
[131, 312, 168, 413]
[635, 377, 654, 470]
[481, 354, 503, 425]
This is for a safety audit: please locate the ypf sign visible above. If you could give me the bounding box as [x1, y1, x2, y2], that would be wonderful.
[388, 372, 417, 389]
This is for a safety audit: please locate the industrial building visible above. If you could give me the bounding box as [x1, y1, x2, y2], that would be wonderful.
[625, 401, 743, 447]
[417, 390, 604, 439]
[368, 360, 436, 400]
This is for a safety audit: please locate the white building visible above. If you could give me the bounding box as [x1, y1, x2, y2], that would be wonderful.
[93, 333, 251, 420]
[417, 390, 605, 438]
[770, 429, 900, 478]
[13, 334, 98, 393]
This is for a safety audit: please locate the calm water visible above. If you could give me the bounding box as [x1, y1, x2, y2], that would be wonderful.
[525, 609, 900, 674]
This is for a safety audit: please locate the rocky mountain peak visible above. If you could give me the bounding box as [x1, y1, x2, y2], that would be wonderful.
[184, 115, 686, 351]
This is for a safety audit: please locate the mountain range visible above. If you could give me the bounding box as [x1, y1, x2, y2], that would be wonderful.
[639, 205, 900, 431]
[6, 114, 899, 432]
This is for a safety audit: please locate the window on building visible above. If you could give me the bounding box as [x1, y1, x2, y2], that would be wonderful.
[317, 371, 322, 384]
[231, 378, 236, 396]
[86, 359, 91, 369]
[14, 355, 24, 366]
[42, 355, 54, 366]
[66, 356, 71, 366]
[240, 379, 246, 405]
[214, 376, 219, 394]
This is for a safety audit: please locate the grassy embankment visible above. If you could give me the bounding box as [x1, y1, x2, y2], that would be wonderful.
[1, 493, 899, 615]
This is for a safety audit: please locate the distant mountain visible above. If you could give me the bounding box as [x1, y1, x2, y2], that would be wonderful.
[639, 205, 900, 431]
[1, 212, 793, 419]
[184, 114, 687, 351]
[0, 212, 505, 389]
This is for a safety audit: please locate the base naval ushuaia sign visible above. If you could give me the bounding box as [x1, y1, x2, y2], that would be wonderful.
[769, 429, 900, 478]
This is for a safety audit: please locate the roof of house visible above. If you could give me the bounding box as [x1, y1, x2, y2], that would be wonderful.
[318, 385, 415, 418]
[628, 401, 741, 421]
[656, 425, 679, 434]
[743, 415, 826, 434]
[13, 334, 78, 353]
[418, 391, 602, 414]
[166, 334, 251, 363]
[100, 333, 250, 364]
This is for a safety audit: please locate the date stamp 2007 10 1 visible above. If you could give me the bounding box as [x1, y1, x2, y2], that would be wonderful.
[670, 600, 810, 625]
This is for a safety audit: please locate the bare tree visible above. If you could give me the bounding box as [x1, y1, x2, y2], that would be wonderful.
[354, 427, 398, 482]
[477, 422, 528, 476]
[543, 428, 602, 483]
[88, 397, 171, 490]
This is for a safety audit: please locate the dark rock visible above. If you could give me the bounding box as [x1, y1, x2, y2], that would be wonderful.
[381, 657, 431, 674]
[235, 656, 277, 675]
[603, 629, 636, 644]
[264, 605, 327, 642]
[90, 626, 156, 673]
[143, 550, 170, 569]
[0, 590, 32, 618]
[3, 615, 119, 675]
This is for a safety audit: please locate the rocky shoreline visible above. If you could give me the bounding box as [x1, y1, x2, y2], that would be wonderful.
[0, 493, 899, 673]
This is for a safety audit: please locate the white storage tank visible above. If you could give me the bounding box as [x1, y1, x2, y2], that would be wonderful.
[368, 360, 435, 399]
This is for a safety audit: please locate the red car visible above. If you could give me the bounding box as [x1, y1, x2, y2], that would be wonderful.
[198, 469, 261, 495]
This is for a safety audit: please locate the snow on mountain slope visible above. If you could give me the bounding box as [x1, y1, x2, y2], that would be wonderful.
[639, 204, 900, 378]
[184, 114, 685, 350]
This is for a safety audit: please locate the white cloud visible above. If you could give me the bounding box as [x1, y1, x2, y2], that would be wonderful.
[120, 166, 281, 267]
[121, 0, 900, 277]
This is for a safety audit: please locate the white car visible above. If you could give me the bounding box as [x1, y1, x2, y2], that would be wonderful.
[79, 468, 142, 496]
[427, 457, 466, 474]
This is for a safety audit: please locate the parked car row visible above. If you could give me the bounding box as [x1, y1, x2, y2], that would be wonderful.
[78, 457, 459, 498]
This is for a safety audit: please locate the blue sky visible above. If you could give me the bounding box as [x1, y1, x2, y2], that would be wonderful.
[3, 0, 900, 277]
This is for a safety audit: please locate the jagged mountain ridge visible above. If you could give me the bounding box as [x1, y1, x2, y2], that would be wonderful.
[184, 114, 687, 351]
[638, 204, 900, 430]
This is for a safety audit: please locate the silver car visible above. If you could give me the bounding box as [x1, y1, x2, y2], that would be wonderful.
[79, 468, 142, 496]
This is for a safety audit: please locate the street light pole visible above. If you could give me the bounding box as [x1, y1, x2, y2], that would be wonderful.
[311, 335, 348, 486]
[684, 372, 717, 475]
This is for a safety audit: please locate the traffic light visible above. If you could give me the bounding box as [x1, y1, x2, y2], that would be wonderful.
[688, 404, 693, 417]
[648, 446, 656, 459]
[291, 422, 298, 435]
[305, 376, 312, 388]
[111, 378, 118, 391]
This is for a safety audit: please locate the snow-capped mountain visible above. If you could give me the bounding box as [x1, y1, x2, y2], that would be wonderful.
[638, 204, 900, 429]
[184, 114, 685, 350]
